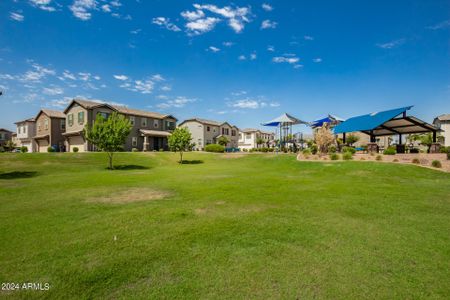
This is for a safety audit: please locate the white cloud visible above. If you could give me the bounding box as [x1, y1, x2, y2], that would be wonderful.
[238, 55, 246, 60]
[113, 74, 128, 81]
[151, 74, 165, 81]
[250, 53, 257, 60]
[304, 35, 314, 40]
[273, 56, 299, 64]
[376, 38, 405, 49]
[152, 17, 181, 32]
[261, 19, 277, 29]
[30, 0, 56, 12]
[157, 96, 196, 109]
[313, 58, 322, 63]
[267, 45, 275, 52]
[180, 9, 205, 21]
[185, 17, 220, 35]
[20, 63, 56, 82]
[262, 3, 273, 11]
[208, 46, 220, 52]
[70, 0, 97, 21]
[101, 4, 111, 12]
[231, 90, 247, 96]
[426, 19, 450, 30]
[10, 12, 24, 22]
[62, 70, 77, 80]
[228, 98, 279, 110]
[222, 41, 234, 47]
[130, 28, 141, 34]
[133, 79, 154, 94]
[43, 86, 64, 95]
[47, 97, 72, 108]
[78, 72, 92, 81]
[160, 85, 171, 91]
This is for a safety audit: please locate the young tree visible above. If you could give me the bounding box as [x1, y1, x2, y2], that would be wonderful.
[346, 134, 360, 146]
[315, 123, 335, 154]
[217, 136, 229, 146]
[256, 137, 265, 148]
[5, 140, 16, 152]
[168, 127, 192, 164]
[83, 112, 132, 170]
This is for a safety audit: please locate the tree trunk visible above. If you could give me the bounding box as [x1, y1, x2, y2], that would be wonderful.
[108, 152, 114, 169]
[179, 151, 183, 164]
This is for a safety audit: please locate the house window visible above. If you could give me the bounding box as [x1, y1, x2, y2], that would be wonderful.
[231, 130, 236, 136]
[223, 128, 229, 135]
[165, 121, 175, 130]
[130, 116, 135, 126]
[207, 126, 210, 132]
[246, 134, 251, 139]
[38, 122, 41, 131]
[141, 118, 147, 127]
[154, 120, 159, 128]
[44, 119, 49, 130]
[78, 111, 84, 125]
[0, 133, 3, 140]
[98, 112, 109, 119]
[23, 126, 26, 134]
[206, 140, 212, 145]
[132, 137, 137, 147]
[18, 127, 21, 134]
[68, 114, 73, 126]
[61, 119, 66, 130]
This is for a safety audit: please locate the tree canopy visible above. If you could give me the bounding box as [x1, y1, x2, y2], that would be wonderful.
[168, 127, 192, 163]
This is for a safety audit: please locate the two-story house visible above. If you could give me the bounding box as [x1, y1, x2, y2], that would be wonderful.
[433, 114, 450, 147]
[34, 110, 66, 152]
[238, 128, 275, 150]
[0, 128, 13, 148]
[14, 117, 36, 152]
[63, 99, 177, 152]
[178, 118, 239, 150]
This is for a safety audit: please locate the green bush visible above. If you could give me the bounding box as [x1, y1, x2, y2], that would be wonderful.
[205, 144, 225, 153]
[302, 148, 311, 156]
[242, 148, 248, 152]
[20, 146, 28, 153]
[328, 145, 337, 153]
[431, 160, 442, 168]
[383, 148, 396, 155]
[47, 146, 55, 153]
[159, 148, 164, 152]
[329, 153, 339, 160]
[342, 152, 353, 160]
[131, 148, 139, 152]
[310, 144, 318, 155]
[72, 147, 79, 153]
[261, 147, 269, 153]
[342, 146, 356, 154]
[376, 155, 382, 161]
[0, 146, 4, 153]
[412, 158, 420, 164]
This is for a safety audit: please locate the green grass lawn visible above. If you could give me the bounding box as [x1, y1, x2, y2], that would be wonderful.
[1, 152, 449, 299]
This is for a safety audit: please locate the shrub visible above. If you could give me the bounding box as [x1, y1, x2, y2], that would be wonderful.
[47, 146, 55, 152]
[261, 147, 269, 153]
[376, 155, 382, 161]
[242, 148, 248, 152]
[439, 147, 448, 153]
[447, 152, 450, 160]
[0, 146, 4, 153]
[328, 145, 337, 153]
[383, 148, 396, 155]
[342, 146, 356, 154]
[72, 147, 79, 153]
[412, 158, 420, 164]
[310, 144, 318, 155]
[329, 153, 339, 160]
[302, 148, 311, 156]
[159, 148, 164, 152]
[393, 159, 399, 162]
[205, 144, 225, 153]
[431, 160, 442, 168]
[360, 157, 366, 161]
[20, 146, 28, 153]
[342, 152, 353, 160]
[131, 148, 139, 152]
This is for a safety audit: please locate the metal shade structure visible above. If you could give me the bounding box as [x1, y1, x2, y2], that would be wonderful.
[262, 113, 308, 149]
[311, 114, 345, 128]
[333, 106, 441, 150]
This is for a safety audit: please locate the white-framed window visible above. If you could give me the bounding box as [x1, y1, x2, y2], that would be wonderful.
[207, 126, 210, 131]
[130, 116, 135, 126]
[38, 122, 41, 131]
[61, 119, 66, 130]
[68, 114, 73, 127]
[97, 112, 110, 119]
[44, 118, 49, 130]
[141, 117, 147, 127]
[23, 126, 26, 134]
[78, 111, 84, 125]
[18, 127, 21, 134]
[153, 120, 159, 128]
[246, 134, 251, 139]
[132, 137, 138, 147]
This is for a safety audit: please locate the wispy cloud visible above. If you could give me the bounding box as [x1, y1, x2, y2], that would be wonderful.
[228, 98, 279, 109]
[43, 86, 64, 95]
[185, 17, 220, 35]
[152, 17, 181, 32]
[267, 45, 275, 52]
[208, 46, 220, 52]
[113, 74, 128, 81]
[304, 35, 314, 40]
[238, 55, 246, 60]
[10, 12, 24, 22]
[70, 0, 97, 21]
[29, 0, 57, 12]
[376, 38, 405, 49]
[261, 19, 277, 29]
[313, 58, 322, 63]
[157, 96, 196, 109]
[262, 3, 273, 12]
[426, 19, 450, 30]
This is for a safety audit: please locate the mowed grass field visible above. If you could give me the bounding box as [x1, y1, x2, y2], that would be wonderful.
[1, 152, 450, 299]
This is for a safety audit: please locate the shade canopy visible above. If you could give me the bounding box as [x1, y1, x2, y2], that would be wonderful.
[311, 114, 345, 128]
[262, 113, 308, 127]
[333, 106, 440, 136]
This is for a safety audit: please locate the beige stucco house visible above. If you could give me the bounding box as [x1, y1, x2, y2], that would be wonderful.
[433, 114, 450, 147]
[238, 128, 275, 150]
[34, 110, 66, 152]
[14, 117, 36, 152]
[178, 118, 239, 150]
[63, 99, 177, 152]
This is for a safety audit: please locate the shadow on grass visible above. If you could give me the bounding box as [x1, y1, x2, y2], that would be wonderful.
[181, 160, 204, 165]
[0, 171, 39, 180]
[113, 165, 150, 170]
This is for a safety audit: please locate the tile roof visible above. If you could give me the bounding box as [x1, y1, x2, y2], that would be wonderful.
[14, 117, 36, 124]
[41, 109, 66, 118]
[180, 118, 238, 128]
[435, 114, 450, 121]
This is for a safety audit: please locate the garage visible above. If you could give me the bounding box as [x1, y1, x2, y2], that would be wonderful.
[36, 139, 49, 152]
[68, 135, 85, 152]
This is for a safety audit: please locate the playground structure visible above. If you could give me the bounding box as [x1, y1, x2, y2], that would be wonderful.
[261, 113, 309, 150]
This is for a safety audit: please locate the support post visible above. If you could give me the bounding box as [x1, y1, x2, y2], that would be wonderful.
[143, 135, 149, 152]
[343, 132, 346, 144]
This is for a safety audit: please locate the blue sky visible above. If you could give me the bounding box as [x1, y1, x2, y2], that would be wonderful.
[1, 0, 449, 133]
